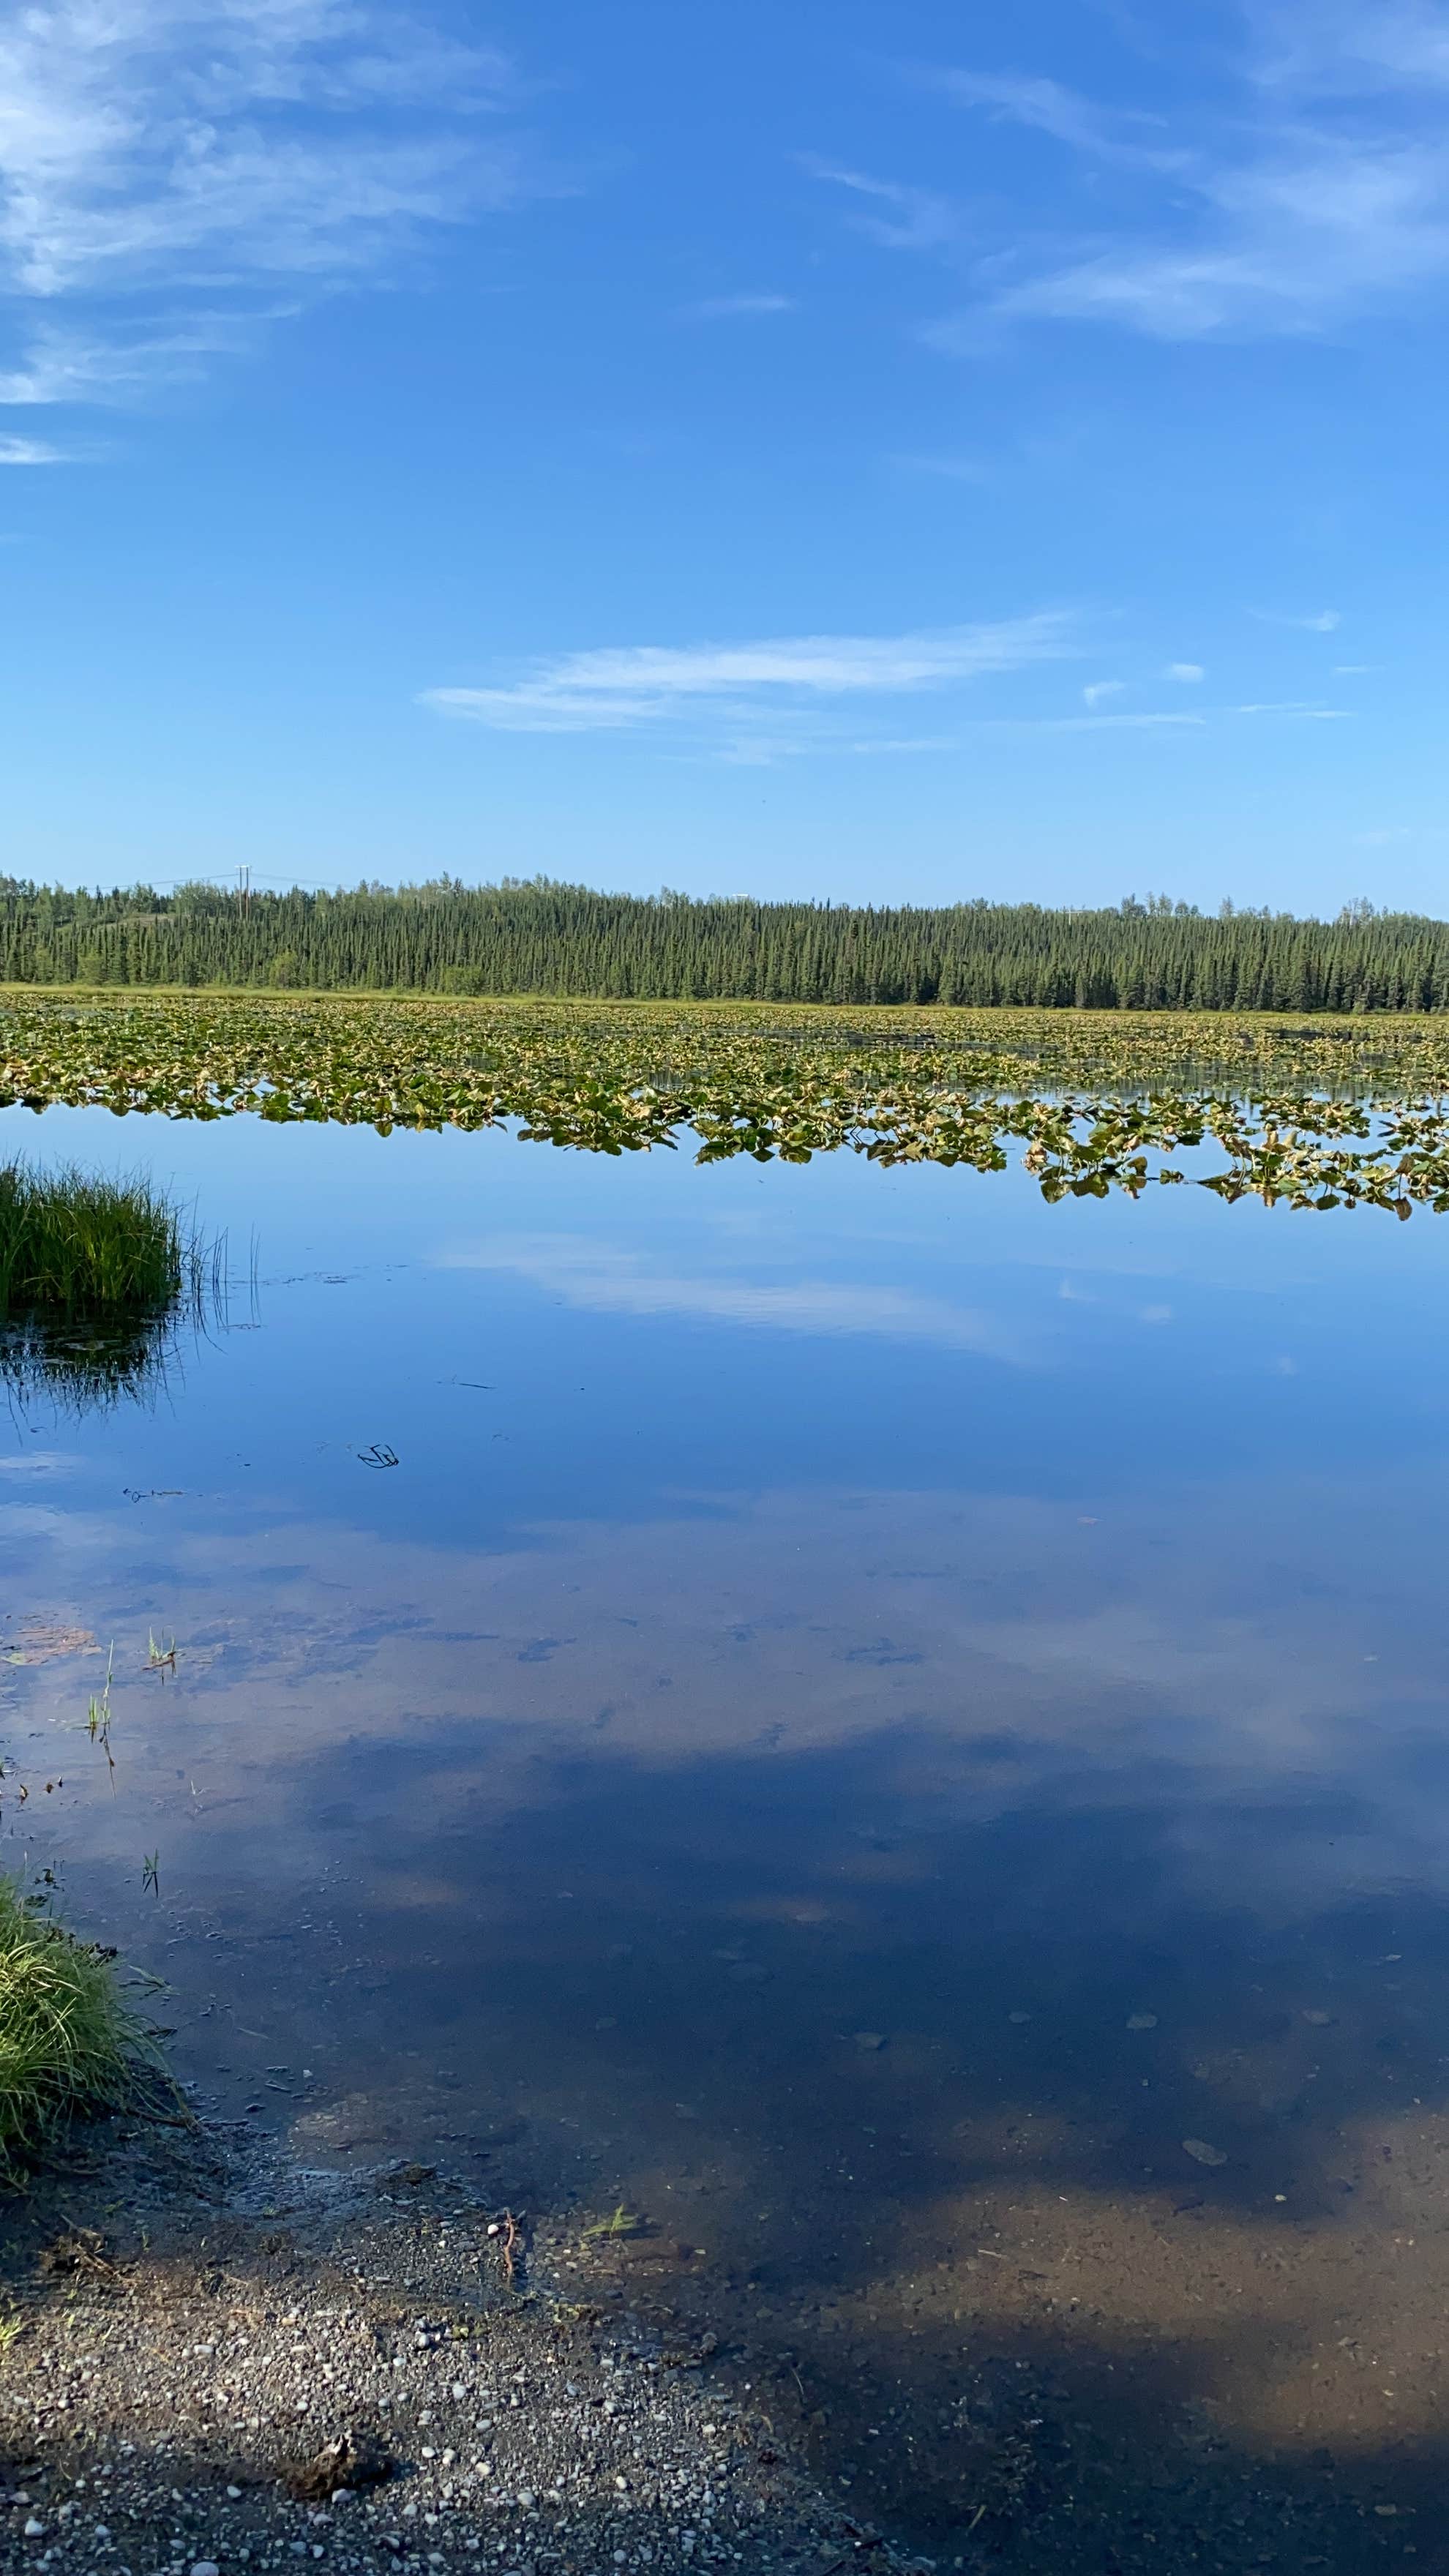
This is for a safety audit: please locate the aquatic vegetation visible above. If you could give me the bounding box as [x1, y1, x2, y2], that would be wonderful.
[0, 1877, 162, 2181]
[582, 2202, 645, 2240]
[0, 1154, 232, 1412]
[86, 1645, 116, 1783]
[7, 989, 1449, 1213]
[0, 1158, 187, 1317]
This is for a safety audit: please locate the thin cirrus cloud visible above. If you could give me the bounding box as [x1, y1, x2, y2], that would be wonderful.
[833, 14, 1449, 344]
[918, 67, 1180, 167]
[0, 435, 70, 465]
[690, 292, 795, 318]
[421, 611, 1077, 741]
[0, 0, 539, 411]
[1249, 607, 1343, 631]
[1082, 679, 1126, 707]
[1167, 662, 1205, 681]
[801, 157, 962, 252]
[890, 451, 992, 482]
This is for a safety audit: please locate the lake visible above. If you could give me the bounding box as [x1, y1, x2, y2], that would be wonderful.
[4, 1096, 1449, 2567]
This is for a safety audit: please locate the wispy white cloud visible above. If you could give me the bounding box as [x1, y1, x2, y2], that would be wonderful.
[0, 434, 70, 463]
[0, 315, 266, 405]
[989, 701, 1347, 733]
[1232, 699, 1348, 717]
[1167, 662, 1205, 681]
[1082, 678, 1126, 707]
[916, 67, 1176, 166]
[0, 0, 536, 408]
[422, 611, 1077, 740]
[1046, 710, 1206, 732]
[691, 292, 795, 318]
[1248, 1, 1449, 96]
[888, 451, 990, 482]
[858, 20, 1449, 343]
[1250, 607, 1342, 631]
[801, 157, 962, 252]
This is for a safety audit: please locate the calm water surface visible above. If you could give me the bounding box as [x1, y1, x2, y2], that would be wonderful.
[6, 1104, 1449, 2564]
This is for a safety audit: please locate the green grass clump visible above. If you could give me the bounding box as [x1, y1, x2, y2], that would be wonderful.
[0, 1161, 185, 1317]
[0, 1879, 160, 2179]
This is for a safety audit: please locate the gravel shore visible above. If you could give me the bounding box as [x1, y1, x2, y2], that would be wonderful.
[0, 2120, 935, 2576]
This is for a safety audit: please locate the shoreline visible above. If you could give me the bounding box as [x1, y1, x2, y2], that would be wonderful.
[0, 2115, 935, 2576]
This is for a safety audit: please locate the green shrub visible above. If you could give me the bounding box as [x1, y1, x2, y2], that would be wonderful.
[0, 1879, 162, 2180]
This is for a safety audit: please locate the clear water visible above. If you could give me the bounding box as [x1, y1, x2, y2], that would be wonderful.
[6, 1104, 1449, 2561]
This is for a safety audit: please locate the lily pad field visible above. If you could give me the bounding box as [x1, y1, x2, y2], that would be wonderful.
[7, 987, 1449, 1209]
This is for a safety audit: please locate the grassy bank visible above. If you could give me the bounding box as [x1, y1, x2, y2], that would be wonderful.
[0, 1161, 186, 1317]
[0, 1879, 160, 2180]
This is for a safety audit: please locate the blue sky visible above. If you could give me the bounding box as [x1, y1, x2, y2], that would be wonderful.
[2, 0, 1447, 911]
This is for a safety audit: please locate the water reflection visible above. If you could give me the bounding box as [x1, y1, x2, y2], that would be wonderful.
[0, 1232, 247, 1423]
[4, 1105, 1449, 2563]
[1, 1309, 201, 1420]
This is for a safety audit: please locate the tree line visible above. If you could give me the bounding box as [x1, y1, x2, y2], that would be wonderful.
[0, 876, 1442, 1011]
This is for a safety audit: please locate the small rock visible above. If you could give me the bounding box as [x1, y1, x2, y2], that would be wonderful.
[1008, 2011, 1031, 2026]
[1183, 2138, 1229, 2168]
[1126, 2013, 1158, 2031]
[1303, 2010, 1333, 2026]
[192, 2561, 221, 2576]
[285, 2433, 391, 2501]
[23, 2520, 45, 2539]
[853, 2032, 886, 2052]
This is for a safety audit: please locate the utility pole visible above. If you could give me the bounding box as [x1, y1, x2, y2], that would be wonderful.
[237, 864, 250, 913]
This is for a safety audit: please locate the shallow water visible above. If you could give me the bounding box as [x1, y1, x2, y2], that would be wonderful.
[6, 1104, 1449, 2564]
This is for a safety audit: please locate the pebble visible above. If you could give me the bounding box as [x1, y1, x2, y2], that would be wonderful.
[1183, 2138, 1229, 2168]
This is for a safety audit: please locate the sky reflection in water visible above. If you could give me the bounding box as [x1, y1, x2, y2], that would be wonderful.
[4, 1103, 1449, 2555]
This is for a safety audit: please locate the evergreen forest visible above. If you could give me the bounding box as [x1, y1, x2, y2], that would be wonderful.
[0, 876, 1443, 1012]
